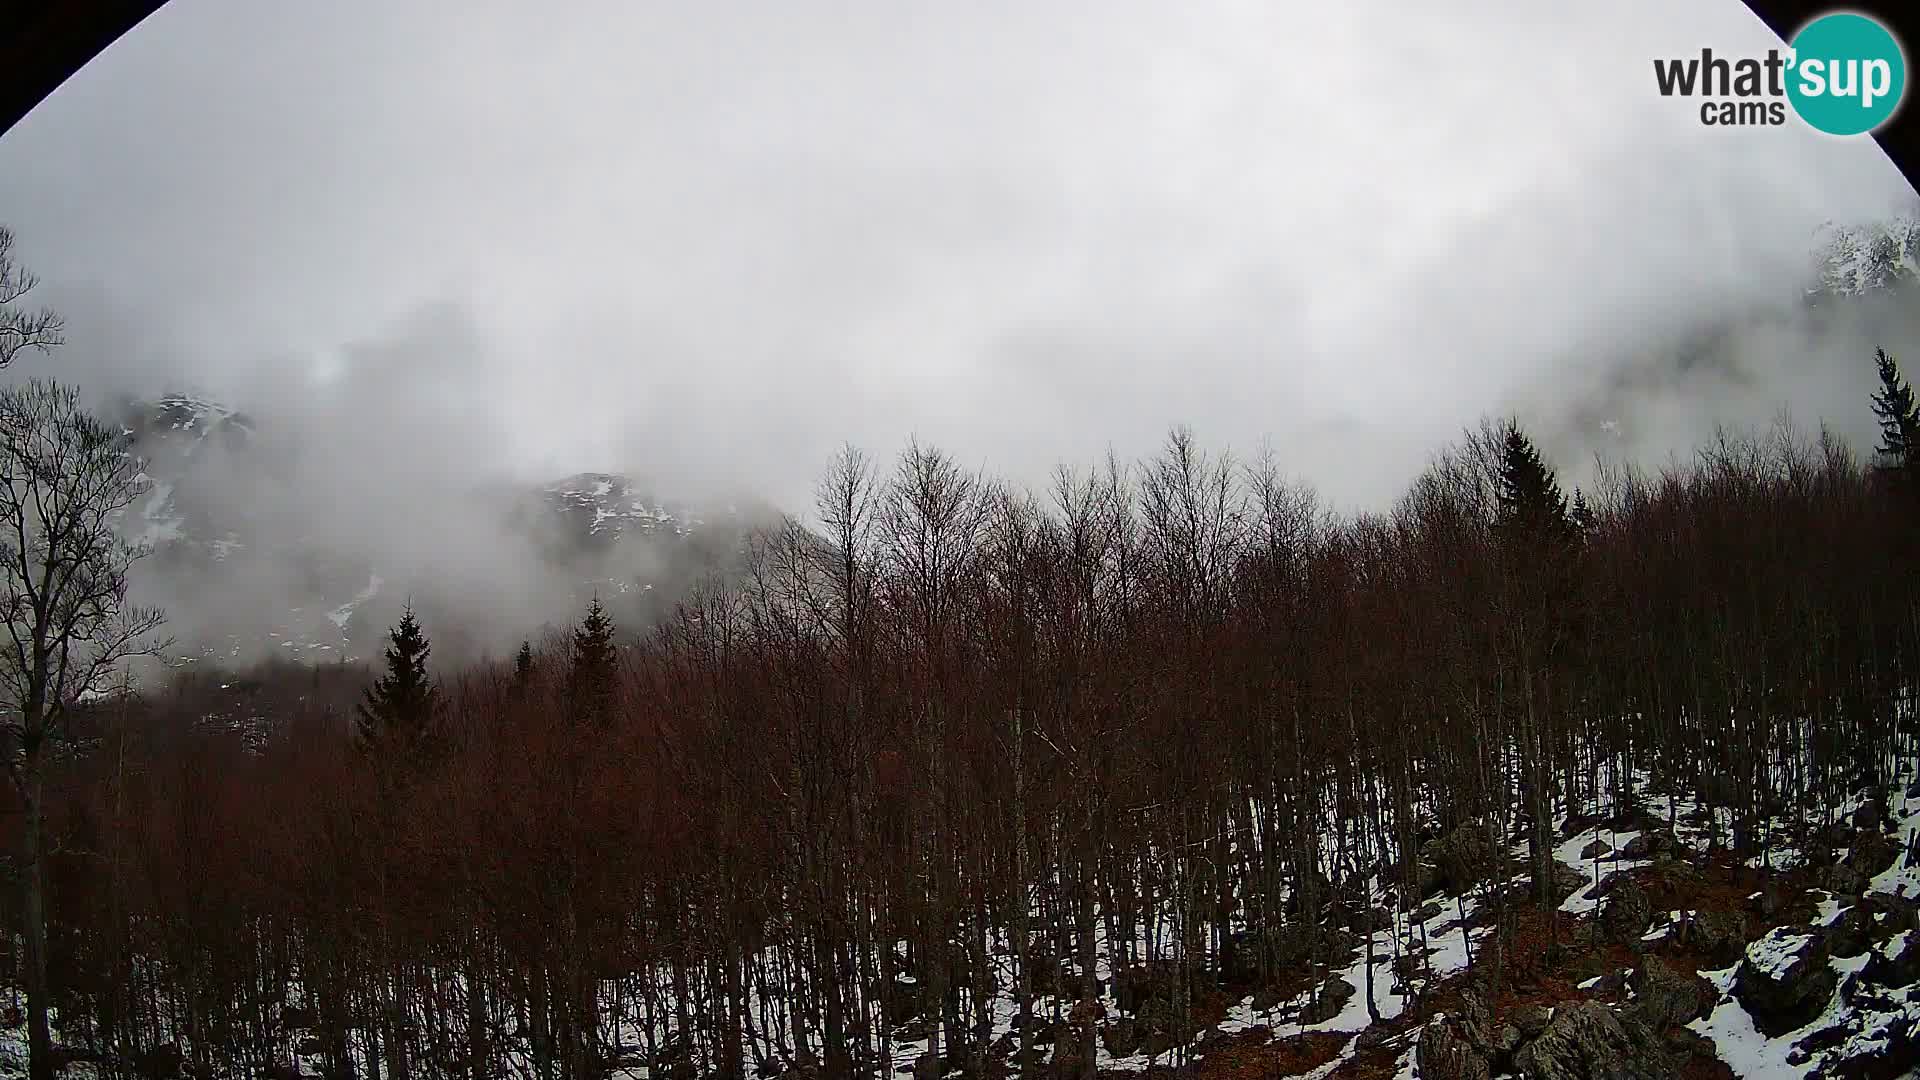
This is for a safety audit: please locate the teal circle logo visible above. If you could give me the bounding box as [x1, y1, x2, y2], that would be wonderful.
[1787, 13, 1906, 135]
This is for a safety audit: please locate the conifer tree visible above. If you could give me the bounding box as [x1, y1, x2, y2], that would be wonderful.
[567, 598, 617, 727]
[513, 640, 535, 689]
[1870, 348, 1919, 469]
[1495, 424, 1572, 548]
[1568, 488, 1595, 541]
[1493, 422, 1576, 910]
[357, 605, 440, 751]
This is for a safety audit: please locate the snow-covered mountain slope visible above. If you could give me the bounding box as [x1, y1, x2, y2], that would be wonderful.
[540, 472, 693, 544]
[1548, 211, 1920, 471]
[1814, 215, 1920, 298]
[123, 393, 254, 558]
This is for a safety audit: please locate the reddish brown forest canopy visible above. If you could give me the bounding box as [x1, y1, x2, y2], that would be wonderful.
[1, 2, 1917, 193]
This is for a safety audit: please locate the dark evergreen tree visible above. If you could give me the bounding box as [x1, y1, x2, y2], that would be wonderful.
[357, 605, 440, 751]
[1493, 422, 1580, 910]
[1495, 423, 1572, 548]
[568, 598, 617, 727]
[1568, 488, 1595, 540]
[513, 639, 535, 689]
[1870, 348, 1919, 469]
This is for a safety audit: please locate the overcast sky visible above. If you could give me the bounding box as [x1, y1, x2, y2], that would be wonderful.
[0, 0, 1915, 514]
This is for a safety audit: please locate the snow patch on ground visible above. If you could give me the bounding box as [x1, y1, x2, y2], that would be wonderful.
[1691, 962, 1811, 1080]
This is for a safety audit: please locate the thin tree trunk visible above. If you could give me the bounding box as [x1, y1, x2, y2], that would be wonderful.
[22, 759, 53, 1080]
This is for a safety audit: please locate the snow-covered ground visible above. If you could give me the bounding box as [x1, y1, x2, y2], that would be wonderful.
[4, 750, 1914, 1080]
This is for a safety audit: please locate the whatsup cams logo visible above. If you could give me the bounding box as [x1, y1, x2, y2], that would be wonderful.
[1653, 11, 1906, 134]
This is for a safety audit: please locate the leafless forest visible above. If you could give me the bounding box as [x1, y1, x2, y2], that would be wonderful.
[7, 407, 1920, 1079]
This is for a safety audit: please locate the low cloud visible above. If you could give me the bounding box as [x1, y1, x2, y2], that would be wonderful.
[0, 0, 1915, 658]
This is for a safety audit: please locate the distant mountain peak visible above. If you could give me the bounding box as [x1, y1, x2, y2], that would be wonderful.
[540, 471, 700, 543]
[1813, 215, 1919, 298]
[133, 392, 254, 438]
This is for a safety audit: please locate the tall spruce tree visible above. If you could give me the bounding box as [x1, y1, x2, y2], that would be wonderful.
[568, 598, 617, 727]
[1494, 422, 1576, 909]
[1870, 348, 1919, 470]
[513, 639, 535, 689]
[357, 605, 440, 751]
[1496, 424, 1573, 548]
[1568, 488, 1595, 541]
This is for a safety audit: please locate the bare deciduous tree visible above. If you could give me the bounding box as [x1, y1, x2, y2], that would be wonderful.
[0, 379, 166, 1080]
[0, 229, 64, 368]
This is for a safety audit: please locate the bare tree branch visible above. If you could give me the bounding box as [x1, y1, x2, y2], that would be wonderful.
[0, 229, 64, 369]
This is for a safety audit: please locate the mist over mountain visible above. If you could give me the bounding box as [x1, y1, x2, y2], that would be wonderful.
[91, 340, 780, 667]
[1495, 212, 1920, 494]
[12, 210, 1892, 669]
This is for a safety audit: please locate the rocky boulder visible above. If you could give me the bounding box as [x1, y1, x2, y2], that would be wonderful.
[1620, 829, 1679, 860]
[1544, 860, 1590, 904]
[1747, 885, 1785, 920]
[1297, 976, 1356, 1025]
[1601, 880, 1653, 943]
[1876, 893, 1920, 934]
[1862, 930, 1919, 989]
[1825, 904, 1875, 960]
[1512, 1001, 1673, 1080]
[1417, 1019, 1491, 1080]
[1454, 990, 1495, 1049]
[1662, 1027, 1718, 1063]
[1416, 990, 1529, 1079]
[1511, 1004, 1553, 1041]
[1732, 927, 1837, 1037]
[1822, 862, 1868, 896]
[1355, 903, 1394, 932]
[1628, 955, 1715, 1029]
[1424, 824, 1498, 894]
[1680, 909, 1746, 966]
[1847, 827, 1899, 878]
